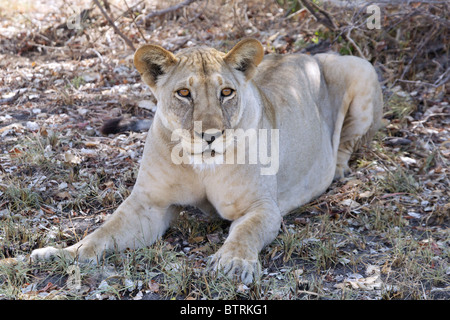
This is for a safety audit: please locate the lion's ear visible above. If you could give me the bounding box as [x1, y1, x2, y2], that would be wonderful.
[134, 45, 178, 88]
[224, 38, 264, 80]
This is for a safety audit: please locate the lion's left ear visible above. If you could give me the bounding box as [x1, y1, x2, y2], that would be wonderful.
[224, 38, 264, 80]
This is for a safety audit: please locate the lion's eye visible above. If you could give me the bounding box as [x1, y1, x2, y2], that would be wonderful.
[177, 89, 191, 97]
[221, 88, 234, 97]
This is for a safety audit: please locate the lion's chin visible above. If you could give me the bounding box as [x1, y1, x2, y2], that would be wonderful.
[187, 148, 225, 171]
[190, 148, 222, 157]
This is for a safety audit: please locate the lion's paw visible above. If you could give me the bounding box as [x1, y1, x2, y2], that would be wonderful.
[30, 247, 73, 262]
[334, 163, 351, 181]
[208, 246, 261, 285]
[30, 244, 95, 263]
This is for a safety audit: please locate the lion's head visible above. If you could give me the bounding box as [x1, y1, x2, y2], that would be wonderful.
[134, 39, 264, 164]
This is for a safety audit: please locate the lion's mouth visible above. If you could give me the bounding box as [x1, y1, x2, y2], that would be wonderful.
[185, 135, 230, 157]
[191, 147, 220, 157]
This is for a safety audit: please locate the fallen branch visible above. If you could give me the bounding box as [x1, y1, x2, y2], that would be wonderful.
[343, 27, 366, 59]
[137, 0, 199, 25]
[395, 25, 438, 84]
[299, 0, 337, 31]
[93, 0, 135, 50]
[299, 0, 366, 58]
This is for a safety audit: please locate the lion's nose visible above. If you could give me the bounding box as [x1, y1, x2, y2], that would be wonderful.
[195, 129, 224, 145]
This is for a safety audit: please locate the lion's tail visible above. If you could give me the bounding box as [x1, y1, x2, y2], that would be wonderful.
[100, 117, 152, 135]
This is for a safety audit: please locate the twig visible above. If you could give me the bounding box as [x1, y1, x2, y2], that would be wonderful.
[93, 0, 135, 50]
[299, 0, 366, 58]
[284, 8, 307, 20]
[297, 290, 323, 297]
[343, 27, 366, 59]
[394, 79, 447, 88]
[188, 0, 209, 23]
[299, 0, 338, 31]
[392, 25, 438, 86]
[136, 0, 199, 25]
[434, 67, 450, 87]
[123, 0, 147, 42]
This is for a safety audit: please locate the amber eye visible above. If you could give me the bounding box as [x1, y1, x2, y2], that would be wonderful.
[177, 89, 191, 97]
[221, 88, 234, 97]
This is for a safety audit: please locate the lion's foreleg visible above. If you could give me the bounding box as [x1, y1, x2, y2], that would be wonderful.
[31, 194, 178, 262]
[210, 199, 281, 284]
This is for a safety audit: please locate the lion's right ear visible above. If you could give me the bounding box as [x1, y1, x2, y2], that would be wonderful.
[134, 45, 178, 88]
[224, 38, 264, 80]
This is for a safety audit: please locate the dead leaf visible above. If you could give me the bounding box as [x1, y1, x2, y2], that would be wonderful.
[38, 282, 58, 293]
[206, 233, 221, 244]
[64, 151, 82, 164]
[340, 199, 360, 209]
[294, 217, 309, 225]
[0, 258, 19, 267]
[190, 236, 204, 244]
[80, 148, 97, 157]
[8, 145, 24, 157]
[0, 123, 24, 135]
[56, 191, 71, 199]
[148, 280, 160, 293]
[81, 72, 101, 82]
[84, 141, 99, 148]
[358, 190, 374, 199]
[400, 156, 417, 166]
[103, 181, 115, 189]
[335, 265, 383, 291]
[26, 121, 40, 132]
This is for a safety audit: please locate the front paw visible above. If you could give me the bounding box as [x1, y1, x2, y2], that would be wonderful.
[30, 244, 96, 263]
[209, 244, 261, 285]
[30, 246, 75, 262]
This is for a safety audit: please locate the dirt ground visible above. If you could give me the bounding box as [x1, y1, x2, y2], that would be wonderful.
[0, 0, 448, 300]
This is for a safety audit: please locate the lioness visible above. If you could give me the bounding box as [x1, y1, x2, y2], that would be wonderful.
[31, 38, 382, 284]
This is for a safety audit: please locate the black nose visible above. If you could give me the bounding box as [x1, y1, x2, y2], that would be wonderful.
[203, 132, 216, 145]
[195, 130, 224, 145]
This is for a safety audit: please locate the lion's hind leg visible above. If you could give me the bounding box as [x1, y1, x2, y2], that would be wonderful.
[334, 86, 382, 180]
